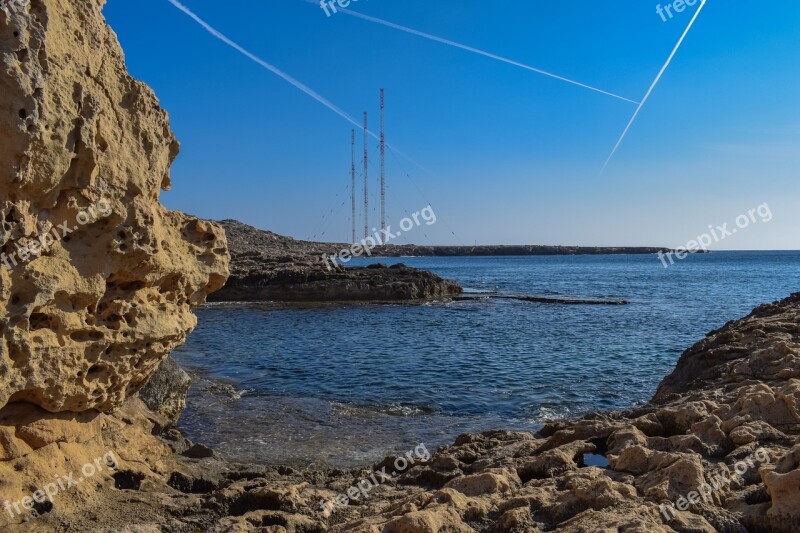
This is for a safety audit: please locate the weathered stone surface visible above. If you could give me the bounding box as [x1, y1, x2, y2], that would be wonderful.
[0, 0, 228, 414]
[137, 356, 191, 423]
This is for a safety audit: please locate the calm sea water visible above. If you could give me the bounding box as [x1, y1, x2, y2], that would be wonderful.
[173, 251, 799, 467]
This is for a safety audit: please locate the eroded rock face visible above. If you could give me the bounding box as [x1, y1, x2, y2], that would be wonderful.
[0, 0, 228, 413]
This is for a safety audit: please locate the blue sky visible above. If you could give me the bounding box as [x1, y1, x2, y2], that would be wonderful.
[104, 0, 799, 248]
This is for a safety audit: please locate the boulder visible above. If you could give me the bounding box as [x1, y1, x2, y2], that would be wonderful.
[137, 356, 192, 424]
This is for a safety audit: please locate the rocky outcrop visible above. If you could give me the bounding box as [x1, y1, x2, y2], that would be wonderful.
[213, 220, 462, 302]
[0, 0, 228, 414]
[212, 257, 463, 302]
[0, 0, 228, 529]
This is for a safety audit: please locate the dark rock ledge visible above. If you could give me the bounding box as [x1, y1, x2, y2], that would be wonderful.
[209, 220, 463, 303]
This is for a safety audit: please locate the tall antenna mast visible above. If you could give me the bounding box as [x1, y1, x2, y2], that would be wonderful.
[350, 129, 356, 244]
[380, 88, 386, 239]
[363, 112, 369, 240]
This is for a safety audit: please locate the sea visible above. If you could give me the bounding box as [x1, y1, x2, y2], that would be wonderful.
[172, 251, 800, 468]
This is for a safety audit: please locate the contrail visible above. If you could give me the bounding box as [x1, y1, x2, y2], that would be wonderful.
[166, 1, 441, 179]
[165, 0, 377, 139]
[331, 7, 639, 105]
[601, 0, 707, 172]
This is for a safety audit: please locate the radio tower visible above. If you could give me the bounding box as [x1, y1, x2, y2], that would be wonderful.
[363, 112, 369, 240]
[350, 129, 356, 244]
[380, 88, 386, 240]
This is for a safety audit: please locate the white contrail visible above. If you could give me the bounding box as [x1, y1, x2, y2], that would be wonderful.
[331, 7, 639, 105]
[601, 0, 707, 172]
[165, 0, 378, 139]
[166, 1, 440, 179]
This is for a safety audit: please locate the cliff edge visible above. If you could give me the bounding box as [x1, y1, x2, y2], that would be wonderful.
[0, 0, 228, 528]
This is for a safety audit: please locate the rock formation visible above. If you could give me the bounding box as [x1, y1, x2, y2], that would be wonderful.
[213, 220, 462, 302]
[137, 356, 192, 423]
[0, 0, 228, 414]
[0, 0, 227, 528]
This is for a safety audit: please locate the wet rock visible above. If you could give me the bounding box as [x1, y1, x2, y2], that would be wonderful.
[182, 443, 215, 459]
[137, 356, 192, 424]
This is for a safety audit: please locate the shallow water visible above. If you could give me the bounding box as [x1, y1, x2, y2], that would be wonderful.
[173, 251, 800, 467]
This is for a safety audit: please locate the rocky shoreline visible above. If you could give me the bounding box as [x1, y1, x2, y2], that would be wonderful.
[217, 221, 669, 259]
[3, 293, 799, 532]
[1, 1, 798, 532]
[212, 220, 462, 303]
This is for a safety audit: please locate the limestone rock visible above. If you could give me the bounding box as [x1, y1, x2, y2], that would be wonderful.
[0, 0, 229, 414]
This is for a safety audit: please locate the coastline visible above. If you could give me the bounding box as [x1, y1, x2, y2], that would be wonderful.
[214, 220, 464, 303]
[1, 1, 797, 531]
[220, 219, 670, 259]
[4, 292, 800, 531]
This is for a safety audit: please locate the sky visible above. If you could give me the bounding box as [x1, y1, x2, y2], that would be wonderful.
[103, 0, 800, 249]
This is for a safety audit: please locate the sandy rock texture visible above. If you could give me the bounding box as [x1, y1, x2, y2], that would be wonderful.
[0, 0, 228, 529]
[0, 0, 228, 414]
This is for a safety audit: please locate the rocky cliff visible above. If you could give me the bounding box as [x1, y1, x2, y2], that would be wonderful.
[0, 0, 228, 528]
[0, 0, 228, 413]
